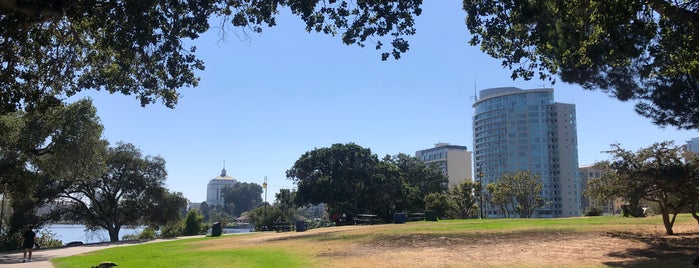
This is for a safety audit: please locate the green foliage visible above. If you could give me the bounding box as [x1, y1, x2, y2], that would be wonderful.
[0, 99, 105, 243]
[247, 205, 283, 231]
[586, 142, 695, 234]
[423, 193, 451, 219]
[61, 143, 188, 242]
[463, 0, 699, 129]
[274, 189, 297, 222]
[222, 182, 263, 217]
[449, 180, 481, 219]
[287, 145, 448, 222]
[137, 227, 158, 240]
[1, 1, 422, 114]
[287, 143, 379, 215]
[36, 228, 63, 248]
[159, 223, 183, 239]
[486, 170, 544, 218]
[182, 210, 204, 236]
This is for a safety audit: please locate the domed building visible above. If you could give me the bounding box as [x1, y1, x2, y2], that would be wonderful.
[206, 166, 238, 207]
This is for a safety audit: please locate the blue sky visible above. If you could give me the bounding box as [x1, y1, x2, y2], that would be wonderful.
[73, 2, 698, 203]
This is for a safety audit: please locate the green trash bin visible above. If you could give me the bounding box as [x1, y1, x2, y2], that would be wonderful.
[211, 222, 222, 237]
[424, 210, 438, 221]
[295, 221, 307, 232]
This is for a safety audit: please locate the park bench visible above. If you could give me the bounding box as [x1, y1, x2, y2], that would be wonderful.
[273, 222, 293, 232]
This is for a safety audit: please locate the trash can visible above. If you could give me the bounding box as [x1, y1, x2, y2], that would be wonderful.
[393, 213, 407, 224]
[424, 210, 438, 221]
[295, 220, 307, 232]
[211, 222, 222, 237]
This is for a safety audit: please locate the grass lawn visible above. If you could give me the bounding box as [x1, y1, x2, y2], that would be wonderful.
[52, 215, 699, 268]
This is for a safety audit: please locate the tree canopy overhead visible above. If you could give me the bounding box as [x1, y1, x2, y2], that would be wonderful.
[0, 0, 422, 113]
[464, 0, 699, 128]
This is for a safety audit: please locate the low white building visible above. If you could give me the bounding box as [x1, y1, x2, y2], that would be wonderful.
[206, 167, 238, 207]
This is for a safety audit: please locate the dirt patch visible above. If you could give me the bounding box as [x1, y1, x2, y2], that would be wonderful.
[193, 223, 699, 267]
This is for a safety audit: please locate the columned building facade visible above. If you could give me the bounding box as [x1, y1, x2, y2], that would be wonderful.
[473, 87, 582, 218]
[206, 167, 237, 207]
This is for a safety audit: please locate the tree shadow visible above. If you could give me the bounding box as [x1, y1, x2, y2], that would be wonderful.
[603, 231, 699, 267]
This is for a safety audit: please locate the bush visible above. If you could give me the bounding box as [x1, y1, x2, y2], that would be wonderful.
[36, 228, 63, 248]
[159, 223, 182, 238]
[138, 227, 158, 240]
[182, 210, 204, 236]
[583, 206, 603, 216]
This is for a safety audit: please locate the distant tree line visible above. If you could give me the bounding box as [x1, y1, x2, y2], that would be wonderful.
[284, 143, 545, 223]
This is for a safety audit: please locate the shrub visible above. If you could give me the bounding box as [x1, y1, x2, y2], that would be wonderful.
[182, 210, 204, 236]
[159, 223, 182, 238]
[36, 228, 63, 248]
[138, 227, 158, 240]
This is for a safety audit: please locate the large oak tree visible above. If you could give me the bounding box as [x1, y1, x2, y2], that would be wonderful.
[464, 0, 699, 128]
[0, 99, 104, 242]
[0, 0, 421, 113]
[61, 142, 187, 242]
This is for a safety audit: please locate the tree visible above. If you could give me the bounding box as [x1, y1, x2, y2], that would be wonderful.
[389, 153, 448, 212]
[464, 0, 699, 129]
[182, 209, 204, 236]
[199, 202, 210, 223]
[586, 142, 692, 234]
[423, 192, 451, 219]
[221, 182, 263, 217]
[61, 142, 187, 242]
[486, 171, 544, 218]
[1, 1, 422, 114]
[0, 99, 104, 243]
[286, 143, 379, 215]
[274, 189, 297, 222]
[449, 180, 480, 219]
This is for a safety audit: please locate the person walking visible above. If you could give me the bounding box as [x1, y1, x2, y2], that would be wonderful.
[21, 226, 36, 262]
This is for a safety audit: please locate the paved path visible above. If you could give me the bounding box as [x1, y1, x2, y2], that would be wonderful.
[0, 236, 203, 268]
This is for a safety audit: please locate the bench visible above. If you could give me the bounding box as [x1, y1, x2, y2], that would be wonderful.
[355, 214, 380, 225]
[409, 213, 425, 221]
[273, 222, 293, 232]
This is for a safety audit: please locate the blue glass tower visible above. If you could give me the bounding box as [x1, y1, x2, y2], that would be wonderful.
[473, 87, 581, 217]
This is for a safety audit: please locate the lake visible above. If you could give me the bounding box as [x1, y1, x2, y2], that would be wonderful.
[44, 224, 251, 244]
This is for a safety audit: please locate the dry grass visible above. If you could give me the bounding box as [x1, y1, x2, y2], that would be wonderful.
[189, 219, 699, 268]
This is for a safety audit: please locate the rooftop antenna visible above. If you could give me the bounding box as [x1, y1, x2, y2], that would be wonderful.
[469, 79, 478, 103]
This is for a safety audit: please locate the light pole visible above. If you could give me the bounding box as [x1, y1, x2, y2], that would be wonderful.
[263, 176, 267, 230]
[477, 168, 484, 219]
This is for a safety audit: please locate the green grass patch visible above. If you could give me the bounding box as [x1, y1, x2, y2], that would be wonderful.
[52, 236, 309, 268]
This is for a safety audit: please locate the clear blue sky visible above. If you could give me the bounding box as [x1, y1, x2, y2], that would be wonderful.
[73, 2, 698, 203]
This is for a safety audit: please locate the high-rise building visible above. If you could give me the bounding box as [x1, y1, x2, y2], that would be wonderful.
[416, 143, 473, 189]
[687, 137, 699, 154]
[473, 87, 581, 218]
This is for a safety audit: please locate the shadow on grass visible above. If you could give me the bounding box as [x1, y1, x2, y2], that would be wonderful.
[603, 231, 699, 267]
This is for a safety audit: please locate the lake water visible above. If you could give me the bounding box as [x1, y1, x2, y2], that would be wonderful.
[44, 224, 251, 244]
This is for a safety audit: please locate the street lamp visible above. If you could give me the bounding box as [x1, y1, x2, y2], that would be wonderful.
[477, 168, 484, 219]
[263, 176, 267, 230]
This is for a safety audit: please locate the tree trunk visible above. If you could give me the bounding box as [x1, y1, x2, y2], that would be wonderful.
[107, 226, 120, 242]
[659, 205, 675, 235]
[690, 202, 699, 226]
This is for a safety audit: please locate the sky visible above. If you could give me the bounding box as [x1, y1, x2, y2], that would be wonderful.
[71, 2, 698, 203]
